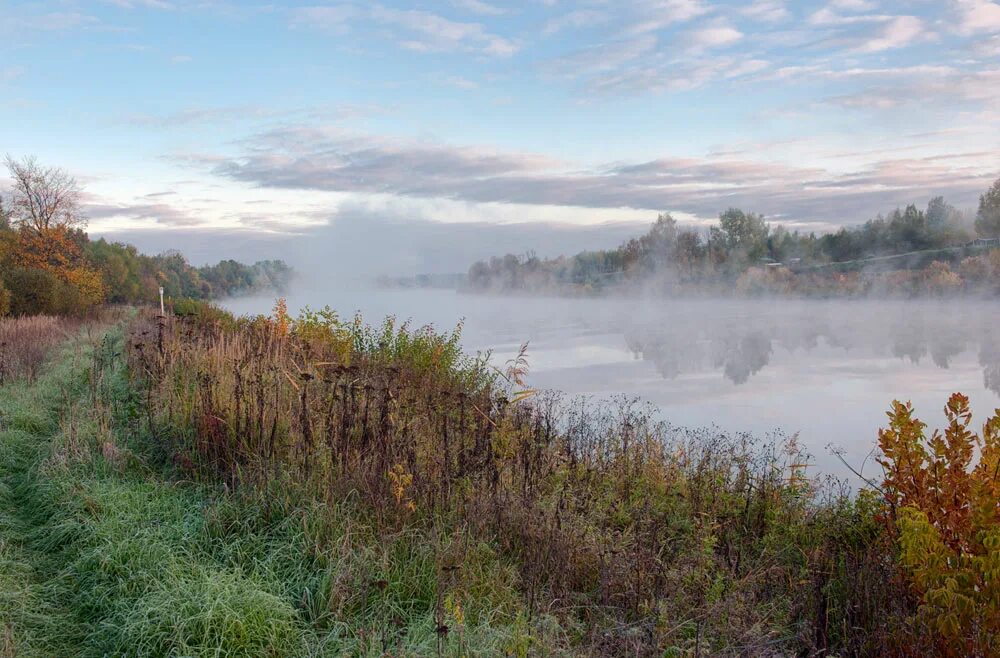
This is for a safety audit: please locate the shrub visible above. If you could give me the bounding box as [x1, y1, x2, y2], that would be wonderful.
[921, 261, 963, 296]
[3, 267, 61, 316]
[878, 393, 1000, 656]
[958, 255, 989, 286]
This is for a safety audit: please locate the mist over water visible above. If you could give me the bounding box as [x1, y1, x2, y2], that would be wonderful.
[223, 286, 1000, 481]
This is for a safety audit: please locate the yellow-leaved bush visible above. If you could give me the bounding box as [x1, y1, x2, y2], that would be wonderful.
[878, 393, 1000, 655]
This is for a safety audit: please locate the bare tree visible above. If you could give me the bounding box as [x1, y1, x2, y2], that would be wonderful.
[4, 155, 85, 233]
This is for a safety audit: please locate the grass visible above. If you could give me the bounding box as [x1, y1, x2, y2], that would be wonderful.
[0, 314, 539, 657]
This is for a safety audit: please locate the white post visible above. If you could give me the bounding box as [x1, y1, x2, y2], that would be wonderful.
[159, 286, 165, 315]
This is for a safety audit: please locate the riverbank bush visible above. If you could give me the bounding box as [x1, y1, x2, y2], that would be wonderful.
[878, 394, 1000, 656]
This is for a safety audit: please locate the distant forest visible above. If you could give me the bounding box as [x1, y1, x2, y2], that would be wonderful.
[0, 156, 292, 316]
[467, 176, 1000, 297]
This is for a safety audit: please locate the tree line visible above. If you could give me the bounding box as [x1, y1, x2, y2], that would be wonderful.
[0, 156, 293, 316]
[467, 176, 1000, 296]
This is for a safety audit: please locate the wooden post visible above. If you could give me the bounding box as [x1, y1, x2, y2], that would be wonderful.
[157, 286, 166, 357]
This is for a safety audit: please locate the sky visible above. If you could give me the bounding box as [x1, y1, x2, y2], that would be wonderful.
[2, 0, 1000, 270]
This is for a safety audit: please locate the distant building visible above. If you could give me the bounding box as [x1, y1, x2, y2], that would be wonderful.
[969, 237, 1000, 248]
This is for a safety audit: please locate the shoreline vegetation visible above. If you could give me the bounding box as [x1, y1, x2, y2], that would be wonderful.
[1, 303, 997, 656]
[459, 177, 1000, 299]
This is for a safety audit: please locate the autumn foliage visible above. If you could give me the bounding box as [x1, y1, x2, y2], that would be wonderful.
[11, 226, 106, 306]
[879, 393, 1000, 655]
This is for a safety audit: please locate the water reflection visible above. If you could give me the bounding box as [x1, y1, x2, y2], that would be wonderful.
[623, 301, 1000, 394]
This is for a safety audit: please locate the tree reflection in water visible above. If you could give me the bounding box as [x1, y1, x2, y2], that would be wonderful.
[622, 300, 1000, 394]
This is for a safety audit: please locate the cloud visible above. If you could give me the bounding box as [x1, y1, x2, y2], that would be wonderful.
[538, 0, 710, 46]
[830, 0, 877, 10]
[547, 33, 658, 78]
[435, 74, 479, 89]
[120, 103, 389, 128]
[197, 124, 999, 226]
[370, 5, 519, 56]
[685, 24, 744, 50]
[123, 106, 268, 127]
[205, 126, 563, 192]
[289, 4, 518, 56]
[740, 0, 790, 23]
[288, 5, 357, 32]
[622, 0, 711, 35]
[975, 33, 1000, 55]
[85, 201, 203, 226]
[0, 67, 23, 83]
[103, 0, 175, 9]
[825, 66, 1000, 110]
[1, 11, 101, 32]
[538, 1, 930, 98]
[803, 5, 929, 53]
[953, 0, 1000, 36]
[549, 40, 767, 95]
[542, 9, 609, 35]
[450, 0, 507, 16]
[545, 11, 760, 97]
[752, 63, 963, 98]
[808, 6, 882, 26]
[853, 15, 925, 53]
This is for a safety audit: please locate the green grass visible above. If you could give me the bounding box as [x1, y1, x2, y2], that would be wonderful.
[0, 319, 542, 657]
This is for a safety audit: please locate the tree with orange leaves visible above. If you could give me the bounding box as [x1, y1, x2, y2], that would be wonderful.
[8, 225, 105, 308]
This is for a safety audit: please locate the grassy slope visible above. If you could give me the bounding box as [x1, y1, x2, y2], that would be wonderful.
[0, 321, 535, 657]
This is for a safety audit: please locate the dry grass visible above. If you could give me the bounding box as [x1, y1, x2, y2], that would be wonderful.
[0, 315, 82, 384]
